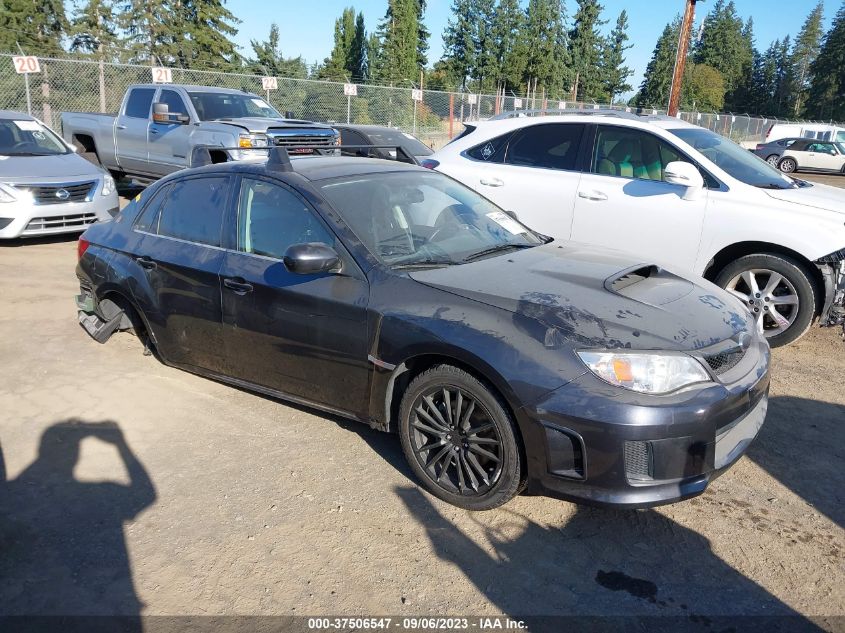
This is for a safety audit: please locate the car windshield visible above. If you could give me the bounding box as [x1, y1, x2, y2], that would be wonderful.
[835, 142, 845, 154]
[0, 117, 68, 156]
[188, 92, 282, 120]
[667, 127, 797, 189]
[365, 129, 433, 156]
[318, 171, 545, 268]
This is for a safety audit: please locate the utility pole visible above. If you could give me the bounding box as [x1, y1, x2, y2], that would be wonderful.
[667, 0, 700, 117]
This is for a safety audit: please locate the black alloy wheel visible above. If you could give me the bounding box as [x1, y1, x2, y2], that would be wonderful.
[399, 365, 524, 510]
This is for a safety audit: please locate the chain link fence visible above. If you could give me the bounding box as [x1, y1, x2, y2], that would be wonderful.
[1, 54, 839, 151]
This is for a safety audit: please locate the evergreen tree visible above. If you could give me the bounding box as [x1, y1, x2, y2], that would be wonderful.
[0, 0, 68, 56]
[569, 0, 606, 101]
[491, 0, 525, 94]
[790, 1, 825, 116]
[415, 0, 429, 68]
[366, 32, 381, 80]
[442, 0, 476, 90]
[634, 16, 681, 108]
[374, 0, 422, 85]
[725, 16, 756, 111]
[69, 0, 120, 59]
[805, 1, 845, 121]
[320, 7, 356, 80]
[249, 23, 308, 79]
[773, 35, 792, 115]
[473, 0, 498, 92]
[178, 0, 241, 69]
[119, 0, 180, 64]
[694, 0, 749, 102]
[348, 12, 368, 81]
[521, 0, 568, 99]
[600, 9, 633, 104]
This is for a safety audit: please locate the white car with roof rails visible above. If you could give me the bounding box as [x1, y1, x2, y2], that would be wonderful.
[425, 109, 845, 347]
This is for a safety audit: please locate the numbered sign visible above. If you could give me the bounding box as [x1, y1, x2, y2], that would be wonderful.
[343, 83, 357, 97]
[151, 67, 173, 83]
[12, 56, 40, 74]
[411, 89, 423, 102]
[262, 76, 278, 90]
[558, 101, 566, 110]
[513, 98, 523, 108]
[466, 94, 477, 105]
[593, 104, 600, 110]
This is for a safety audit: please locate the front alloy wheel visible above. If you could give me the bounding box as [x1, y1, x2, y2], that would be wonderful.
[779, 157, 797, 173]
[715, 253, 817, 347]
[399, 365, 524, 510]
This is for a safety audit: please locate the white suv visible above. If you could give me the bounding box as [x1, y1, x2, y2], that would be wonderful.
[427, 111, 845, 347]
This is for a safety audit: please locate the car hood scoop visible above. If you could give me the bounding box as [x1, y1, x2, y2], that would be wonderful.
[409, 242, 750, 351]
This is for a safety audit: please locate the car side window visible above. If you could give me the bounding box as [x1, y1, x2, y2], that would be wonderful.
[592, 126, 690, 182]
[158, 89, 188, 117]
[237, 178, 334, 260]
[134, 184, 172, 233]
[466, 131, 512, 163]
[154, 177, 228, 246]
[124, 88, 156, 119]
[505, 123, 584, 170]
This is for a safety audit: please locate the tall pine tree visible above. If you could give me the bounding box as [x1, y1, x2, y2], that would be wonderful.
[569, 0, 606, 101]
[600, 10, 633, 104]
[634, 17, 681, 108]
[694, 0, 749, 105]
[0, 0, 68, 56]
[790, 2, 825, 116]
[805, 1, 845, 121]
[249, 23, 308, 79]
[374, 0, 422, 85]
[442, 0, 476, 90]
[69, 0, 120, 59]
[491, 0, 525, 94]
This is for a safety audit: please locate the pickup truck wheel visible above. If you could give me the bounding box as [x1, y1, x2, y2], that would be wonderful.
[398, 364, 525, 510]
[715, 253, 816, 348]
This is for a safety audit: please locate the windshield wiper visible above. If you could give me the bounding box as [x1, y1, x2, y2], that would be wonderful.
[461, 243, 536, 263]
[0, 152, 60, 157]
[756, 183, 796, 190]
[392, 258, 458, 270]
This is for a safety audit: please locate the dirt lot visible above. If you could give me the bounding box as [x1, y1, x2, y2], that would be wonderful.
[0, 173, 843, 630]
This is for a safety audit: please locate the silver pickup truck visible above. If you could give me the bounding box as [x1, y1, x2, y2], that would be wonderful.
[61, 84, 339, 182]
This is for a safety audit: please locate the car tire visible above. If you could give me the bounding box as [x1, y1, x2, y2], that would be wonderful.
[398, 364, 525, 510]
[778, 157, 797, 173]
[714, 253, 817, 348]
[765, 154, 780, 166]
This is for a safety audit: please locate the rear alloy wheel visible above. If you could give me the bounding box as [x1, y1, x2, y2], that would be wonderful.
[778, 157, 797, 173]
[715, 254, 817, 347]
[398, 365, 524, 510]
[766, 154, 780, 166]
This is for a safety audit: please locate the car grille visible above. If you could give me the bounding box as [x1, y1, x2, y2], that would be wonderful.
[624, 441, 653, 481]
[17, 182, 96, 205]
[25, 213, 98, 232]
[703, 349, 746, 375]
[267, 129, 338, 154]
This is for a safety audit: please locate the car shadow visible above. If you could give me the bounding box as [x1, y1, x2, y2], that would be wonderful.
[0, 419, 155, 631]
[747, 395, 844, 529]
[0, 233, 80, 247]
[396, 485, 826, 631]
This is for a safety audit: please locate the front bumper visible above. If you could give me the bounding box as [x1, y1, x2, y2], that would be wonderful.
[518, 339, 770, 508]
[0, 181, 118, 239]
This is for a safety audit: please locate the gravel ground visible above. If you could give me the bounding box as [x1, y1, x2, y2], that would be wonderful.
[0, 174, 842, 630]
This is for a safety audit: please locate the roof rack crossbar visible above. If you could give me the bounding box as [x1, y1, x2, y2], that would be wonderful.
[490, 107, 647, 121]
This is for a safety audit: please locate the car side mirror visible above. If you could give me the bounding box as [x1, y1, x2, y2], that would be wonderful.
[283, 242, 340, 275]
[152, 102, 169, 123]
[664, 161, 704, 201]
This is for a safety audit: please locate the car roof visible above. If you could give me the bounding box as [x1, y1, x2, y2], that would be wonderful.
[128, 84, 257, 96]
[0, 110, 35, 121]
[462, 112, 700, 137]
[175, 155, 423, 183]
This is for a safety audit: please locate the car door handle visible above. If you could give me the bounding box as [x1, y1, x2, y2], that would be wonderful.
[149, 128, 159, 135]
[116, 124, 127, 130]
[480, 177, 504, 187]
[578, 190, 608, 201]
[136, 256, 157, 270]
[223, 277, 254, 295]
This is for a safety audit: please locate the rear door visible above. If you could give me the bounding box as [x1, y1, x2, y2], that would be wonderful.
[132, 174, 231, 372]
[219, 176, 369, 414]
[115, 87, 156, 174]
[570, 124, 707, 272]
[147, 88, 193, 173]
[455, 122, 586, 238]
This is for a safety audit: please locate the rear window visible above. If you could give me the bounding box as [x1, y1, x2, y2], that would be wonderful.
[125, 88, 156, 119]
[365, 129, 433, 156]
[466, 131, 512, 163]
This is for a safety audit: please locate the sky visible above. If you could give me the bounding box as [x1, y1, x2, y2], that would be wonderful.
[227, 0, 837, 99]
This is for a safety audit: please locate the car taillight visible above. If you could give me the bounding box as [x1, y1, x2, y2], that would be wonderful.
[420, 159, 440, 170]
[755, 144, 764, 150]
[78, 238, 90, 261]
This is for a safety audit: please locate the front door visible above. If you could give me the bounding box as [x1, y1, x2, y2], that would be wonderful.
[570, 124, 708, 273]
[132, 175, 231, 373]
[148, 88, 193, 174]
[804, 142, 842, 171]
[219, 176, 369, 414]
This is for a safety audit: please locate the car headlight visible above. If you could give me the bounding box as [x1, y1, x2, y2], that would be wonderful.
[238, 133, 269, 148]
[101, 174, 115, 197]
[577, 350, 711, 394]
